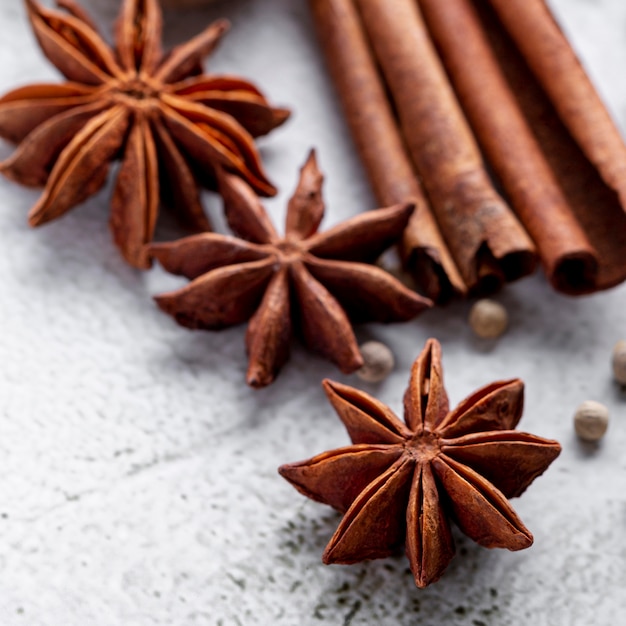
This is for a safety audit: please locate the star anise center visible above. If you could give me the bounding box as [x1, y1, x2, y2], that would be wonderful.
[274, 238, 306, 264]
[110, 75, 162, 107]
[405, 429, 441, 463]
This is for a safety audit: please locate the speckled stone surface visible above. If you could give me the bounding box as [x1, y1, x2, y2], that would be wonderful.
[0, 1, 625, 624]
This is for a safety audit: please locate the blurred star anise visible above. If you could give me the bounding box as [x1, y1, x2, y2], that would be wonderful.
[151, 151, 432, 387]
[0, 0, 288, 267]
[279, 339, 561, 587]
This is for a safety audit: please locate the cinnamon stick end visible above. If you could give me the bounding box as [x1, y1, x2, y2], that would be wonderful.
[404, 247, 465, 304]
[549, 252, 598, 296]
[471, 245, 537, 297]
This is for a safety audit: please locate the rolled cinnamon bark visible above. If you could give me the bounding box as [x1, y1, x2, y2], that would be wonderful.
[307, 0, 465, 302]
[474, 0, 626, 293]
[417, 0, 598, 293]
[354, 0, 536, 294]
[485, 0, 626, 212]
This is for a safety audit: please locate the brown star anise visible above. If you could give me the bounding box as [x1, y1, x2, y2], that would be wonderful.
[279, 339, 561, 587]
[150, 151, 432, 387]
[0, 0, 288, 268]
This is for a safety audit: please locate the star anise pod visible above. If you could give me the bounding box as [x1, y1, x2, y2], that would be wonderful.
[0, 0, 289, 268]
[150, 151, 432, 387]
[279, 339, 561, 587]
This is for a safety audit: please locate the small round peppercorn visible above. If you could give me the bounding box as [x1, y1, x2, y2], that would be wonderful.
[468, 299, 508, 339]
[573, 401, 609, 442]
[356, 341, 395, 383]
[612, 340, 626, 385]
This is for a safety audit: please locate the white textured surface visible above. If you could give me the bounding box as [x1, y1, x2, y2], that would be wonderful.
[0, 1, 625, 624]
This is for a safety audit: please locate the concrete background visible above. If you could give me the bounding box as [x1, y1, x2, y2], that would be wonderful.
[0, 0, 625, 624]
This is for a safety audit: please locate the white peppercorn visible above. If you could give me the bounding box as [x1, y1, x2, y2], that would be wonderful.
[573, 401, 609, 442]
[468, 299, 508, 339]
[356, 341, 395, 383]
[612, 340, 626, 385]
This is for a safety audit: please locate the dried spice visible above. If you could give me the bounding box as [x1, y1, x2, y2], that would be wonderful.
[151, 151, 432, 387]
[279, 339, 561, 587]
[310, 0, 626, 299]
[468, 299, 508, 339]
[573, 401, 609, 443]
[0, 0, 288, 268]
[354, 0, 537, 294]
[485, 0, 626, 207]
[420, 0, 626, 294]
[356, 341, 394, 383]
[308, 0, 465, 302]
[419, 0, 598, 292]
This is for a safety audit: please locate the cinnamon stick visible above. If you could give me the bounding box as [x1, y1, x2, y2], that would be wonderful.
[485, 0, 626, 211]
[417, 0, 598, 293]
[307, 0, 464, 302]
[354, 0, 536, 294]
[473, 0, 626, 294]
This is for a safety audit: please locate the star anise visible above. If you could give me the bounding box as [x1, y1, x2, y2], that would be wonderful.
[150, 151, 432, 387]
[0, 0, 289, 268]
[279, 339, 561, 587]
